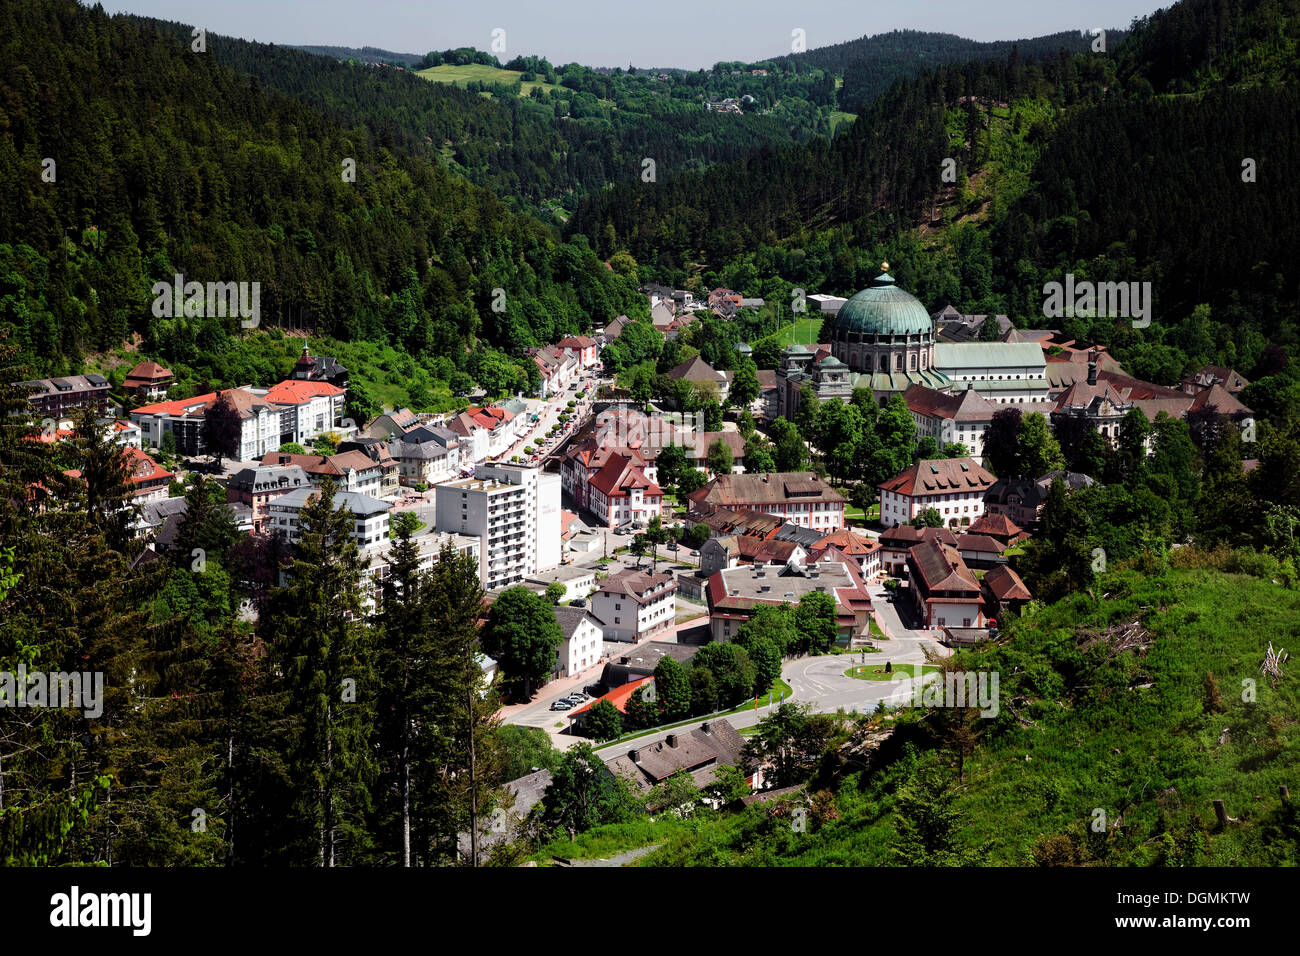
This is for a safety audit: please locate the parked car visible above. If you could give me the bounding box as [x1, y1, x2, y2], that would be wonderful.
[568, 598, 587, 607]
[566, 693, 589, 703]
[549, 700, 572, 711]
[689, 550, 700, 557]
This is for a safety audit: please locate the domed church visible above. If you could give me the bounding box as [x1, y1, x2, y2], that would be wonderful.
[828, 264, 950, 389]
[775, 263, 1049, 419]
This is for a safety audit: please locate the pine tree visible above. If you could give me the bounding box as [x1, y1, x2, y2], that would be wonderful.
[422, 542, 502, 866]
[265, 479, 376, 866]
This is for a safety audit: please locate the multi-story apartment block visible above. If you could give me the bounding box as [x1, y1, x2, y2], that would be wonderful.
[18, 374, 110, 419]
[256, 380, 345, 447]
[132, 388, 282, 461]
[227, 464, 313, 533]
[259, 450, 384, 498]
[434, 463, 560, 590]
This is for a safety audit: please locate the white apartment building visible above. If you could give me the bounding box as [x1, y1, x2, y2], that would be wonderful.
[266, 487, 390, 550]
[434, 463, 560, 590]
[255, 380, 346, 446]
[589, 569, 677, 643]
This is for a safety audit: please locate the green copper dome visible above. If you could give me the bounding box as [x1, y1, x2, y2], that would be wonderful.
[834, 269, 933, 338]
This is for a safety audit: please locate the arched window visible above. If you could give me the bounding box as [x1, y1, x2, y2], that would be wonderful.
[895, 354, 902, 370]
[908, 354, 916, 371]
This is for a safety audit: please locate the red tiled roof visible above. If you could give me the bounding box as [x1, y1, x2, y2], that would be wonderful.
[124, 447, 173, 491]
[967, 512, 1023, 538]
[263, 380, 345, 404]
[122, 360, 173, 384]
[1189, 383, 1252, 417]
[814, 528, 881, 556]
[133, 387, 270, 420]
[909, 537, 980, 594]
[983, 564, 1032, 601]
[879, 526, 958, 550]
[568, 676, 652, 717]
[590, 454, 662, 499]
[879, 458, 994, 497]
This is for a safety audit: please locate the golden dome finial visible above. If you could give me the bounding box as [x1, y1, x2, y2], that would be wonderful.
[881, 260, 890, 272]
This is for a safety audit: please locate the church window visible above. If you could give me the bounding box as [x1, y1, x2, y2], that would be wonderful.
[909, 355, 916, 371]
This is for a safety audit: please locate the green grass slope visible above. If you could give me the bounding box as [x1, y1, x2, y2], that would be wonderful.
[560, 564, 1300, 866]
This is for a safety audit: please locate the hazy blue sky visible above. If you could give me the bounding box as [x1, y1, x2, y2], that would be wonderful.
[106, 0, 1167, 69]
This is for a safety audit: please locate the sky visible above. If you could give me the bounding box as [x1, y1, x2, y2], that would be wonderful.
[105, 0, 1169, 70]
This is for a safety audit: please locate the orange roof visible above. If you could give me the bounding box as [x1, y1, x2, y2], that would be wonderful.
[569, 676, 653, 717]
[124, 446, 173, 490]
[263, 380, 346, 404]
[133, 388, 270, 419]
[814, 528, 881, 556]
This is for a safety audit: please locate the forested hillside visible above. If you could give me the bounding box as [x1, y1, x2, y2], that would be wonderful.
[794, 28, 1114, 111]
[570, 0, 1300, 399]
[0, 0, 641, 390]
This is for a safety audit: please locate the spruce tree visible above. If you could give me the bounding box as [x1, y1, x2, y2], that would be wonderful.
[265, 478, 376, 866]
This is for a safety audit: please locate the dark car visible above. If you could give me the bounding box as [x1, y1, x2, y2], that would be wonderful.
[568, 598, 587, 607]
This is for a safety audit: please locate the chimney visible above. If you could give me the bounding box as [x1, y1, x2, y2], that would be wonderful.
[628, 748, 641, 762]
[666, 734, 679, 748]
[700, 722, 712, 734]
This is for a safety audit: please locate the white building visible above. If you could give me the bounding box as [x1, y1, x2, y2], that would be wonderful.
[589, 568, 677, 643]
[552, 606, 604, 677]
[524, 565, 597, 604]
[255, 380, 346, 446]
[903, 384, 1054, 466]
[878, 457, 996, 529]
[434, 463, 560, 590]
[933, 342, 1050, 405]
[266, 487, 390, 551]
[131, 387, 283, 462]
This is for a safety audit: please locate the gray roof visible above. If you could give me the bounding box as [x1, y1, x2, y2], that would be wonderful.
[773, 523, 825, 548]
[552, 606, 599, 640]
[401, 424, 458, 446]
[605, 720, 747, 792]
[389, 439, 450, 461]
[1036, 470, 1097, 492]
[140, 496, 188, 528]
[274, 487, 389, 517]
[934, 341, 1046, 370]
[228, 464, 311, 494]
